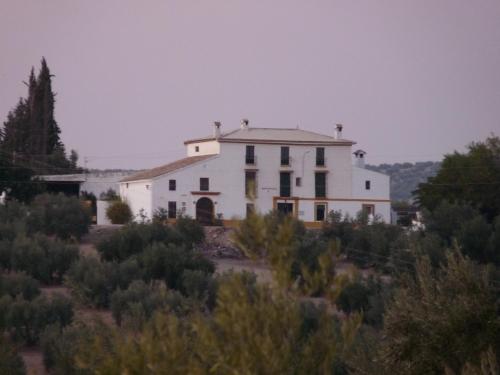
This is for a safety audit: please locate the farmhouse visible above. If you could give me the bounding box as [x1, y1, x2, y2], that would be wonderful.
[120, 121, 390, 227]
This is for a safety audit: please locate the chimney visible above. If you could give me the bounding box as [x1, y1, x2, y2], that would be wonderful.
[353, 149, 366, 168]
[213, 121, 221, 139]
[334, 123, 343, 139]
[241, 118, 249, 130]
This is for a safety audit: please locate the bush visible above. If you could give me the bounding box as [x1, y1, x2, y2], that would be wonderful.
[0, 273, 40, 300]
[27, 193, 91, 240]
[66, 257, 142, 308]
[0, 336, 26, 375]
[3, 294, 73, 345]
[106, 200, 132, 224]
[97, 222, 182, 262]
[174, 215, 205, 246]
[140, 243, 215, 290]
[9, 234, 79, 284]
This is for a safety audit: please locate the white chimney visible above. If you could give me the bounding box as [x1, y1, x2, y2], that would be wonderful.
[241, 118, 249, 130]
[213, 121, 222, 139]
[334, 123, 343, 139]
[353, 149, 366, 168]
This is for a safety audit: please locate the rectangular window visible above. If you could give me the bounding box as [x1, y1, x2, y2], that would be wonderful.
[316, 147, 325, 166]
[168, 201, 177, 219]
[245, 145, 255, 164]
[277, 202, 294, 215]
[315, 203, 327, 221]
[295, 177, 302, 187]
[281, 146, 290, 166]
[365, 180, 371, 190]
[245, 171, 257, 197]
[169, 179, 176, 191]
[280, 172, 291, 197]
[200, 178, 209, 191]
[315, 172, 326, 198]
[246, 203, 255, 217]
[195, 146, 199, 152]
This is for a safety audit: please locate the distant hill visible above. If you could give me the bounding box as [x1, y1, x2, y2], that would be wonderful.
[366, 161, 441, 202]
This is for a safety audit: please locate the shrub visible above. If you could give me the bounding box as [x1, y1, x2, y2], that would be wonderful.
[0, 273, 40, 300]
[66, 257, 142, 308]
[140, 243, 215, 290]
[3, 294, 73, 345]
[0, 336, 26, 375]
[27, 193, 91, 240]
[97, 222, 182, 262]
[174, 215, 205, 246]
[180, 269, 217, 308]
[9, 234, 79, 284]
[106, 200, 132, 224]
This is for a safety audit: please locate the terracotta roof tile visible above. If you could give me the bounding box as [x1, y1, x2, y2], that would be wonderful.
[120, 154, 216, 182]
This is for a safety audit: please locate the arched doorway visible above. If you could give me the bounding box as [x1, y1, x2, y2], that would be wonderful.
[196, 197, 214, 225]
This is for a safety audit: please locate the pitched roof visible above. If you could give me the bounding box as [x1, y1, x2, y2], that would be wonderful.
[184, 127, 355, 145]
[120, 154, 216, 182]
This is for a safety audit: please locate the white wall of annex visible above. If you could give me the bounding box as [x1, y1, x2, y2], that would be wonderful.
[352, 167, 390, 200]
[119, 180, 153, 220]
[186, 141, 220, 156]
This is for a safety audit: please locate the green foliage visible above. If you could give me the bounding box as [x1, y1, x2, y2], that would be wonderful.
[65, 257, 142, 308]
[27, 193, 91, 240]
[71, 273, 361, 374]
[416, 135, 500, 221]
[174, 215, 205, 246]
[140, 242, 215, 290]
[0, 273, 40, 300]
[0, 336, 26, 375]
[97, 222, 182, 262]
[8, 234, 79, 284]
[380, 252, 500, 374]
[2, 294, 73, 345]
[99, 188, 119, 201]
[106, 199, 132, 224]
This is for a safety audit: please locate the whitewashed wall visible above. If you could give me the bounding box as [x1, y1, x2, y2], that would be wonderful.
[120, 180, 153, 220]
[186, 141, 220, 156]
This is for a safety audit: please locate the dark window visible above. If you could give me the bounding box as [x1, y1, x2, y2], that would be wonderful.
[365, 180, 371, 190]
[295, 177, 302, 187]
[168, 201, 177, 219]
[280, 172, 291, 197]
[195, 146, 199, 152]
[245, 145, 255, 164]
[245, 171, 257, 197]
[277, 202, 294, 215]
[169, 179, 176, 191]
[315, 172, 326, 198]
[200, 178, 209, 191]
[315, 203, 327, 221]
[316, 147, 325, 166]
[246, 203, 255, 217]
[281, 146, 290, 165]
[362, 204, 374, 216]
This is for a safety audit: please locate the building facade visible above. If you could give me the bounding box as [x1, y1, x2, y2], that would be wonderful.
[120, 122, 390, 226]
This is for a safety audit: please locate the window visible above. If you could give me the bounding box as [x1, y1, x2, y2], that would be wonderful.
[126, 183, 129, 188]
[362, 204, 375, 216]
[365, 180, 371, 190]
[168, 201, 177, 219]
[245, 171, 257, 197]
[195, 146, 199, 152]
[281, 146, 290, 166]
[245, 145, 255, 164]
[316, 147, 325, 166]
[277, 202, 294, 215]
[315, 203, 327, 221]
[295, 177, 302, 187]
[169, 179, 176, 191]
[145, 184, 150, 190]
[246, 203, 255, 217]
[280, 172, 291, 197]
[200, 178, 209, 191]
[315, 172, 326, 198]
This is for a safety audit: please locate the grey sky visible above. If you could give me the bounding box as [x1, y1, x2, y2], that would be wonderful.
[1, 0, 499, 169]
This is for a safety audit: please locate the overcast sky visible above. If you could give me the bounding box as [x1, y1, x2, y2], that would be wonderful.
[1, 0, 499, 169]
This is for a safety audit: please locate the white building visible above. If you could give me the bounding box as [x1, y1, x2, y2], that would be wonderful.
[120, 122, 390, 227]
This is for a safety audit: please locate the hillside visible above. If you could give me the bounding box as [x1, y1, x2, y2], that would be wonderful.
[366, 161, 441, 201]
